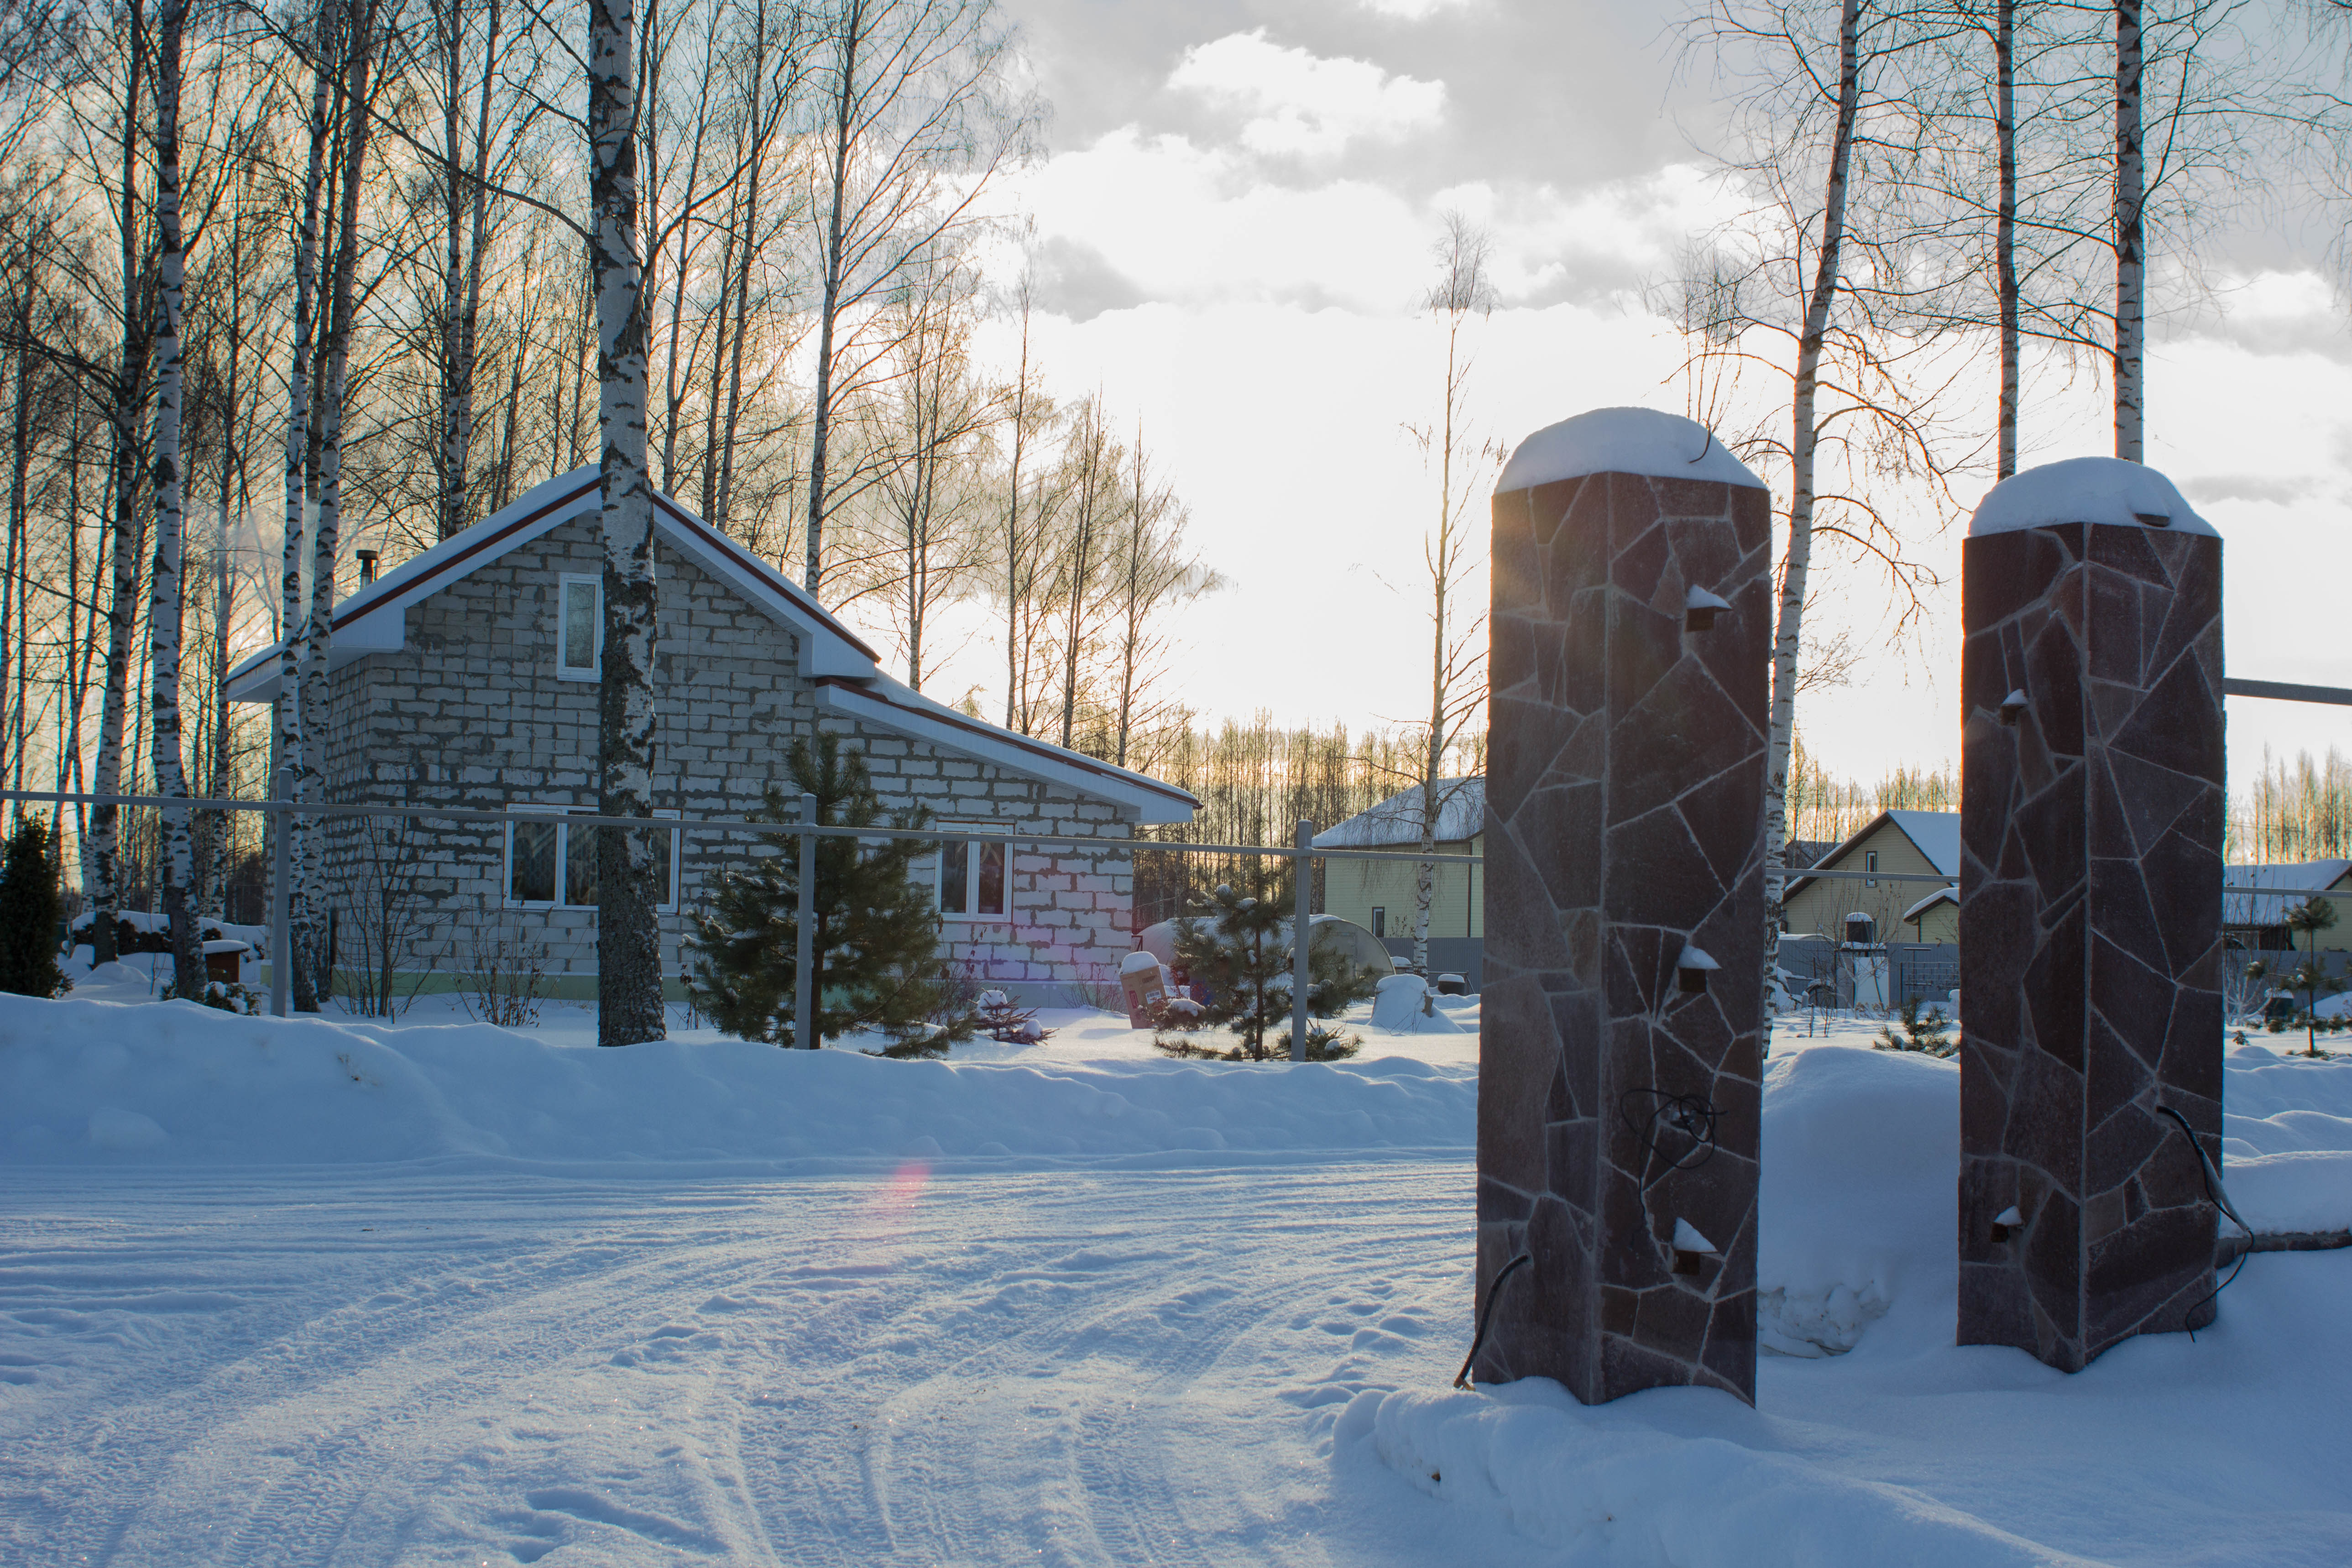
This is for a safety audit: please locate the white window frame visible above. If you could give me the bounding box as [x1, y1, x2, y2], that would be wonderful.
[557, 573, 601, 681]
[1864, 849, 1879, 888]
[932, 827, 1012, 922]
[504, 805, 679, 912]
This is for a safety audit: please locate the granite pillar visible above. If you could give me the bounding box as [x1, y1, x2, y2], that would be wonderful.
[1958, 458, 2225, 1371]
[1475, 409, 1772, 1405]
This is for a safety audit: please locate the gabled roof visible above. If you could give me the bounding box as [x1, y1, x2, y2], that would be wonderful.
[224, 468, 1197, 822]
[2222, 861, 2352, 927]
[1312, 778, 1484, 849]
[225, 467, 880, 703]
[1786, 809, 1960, 899]
[1903, 884, 1960, 923]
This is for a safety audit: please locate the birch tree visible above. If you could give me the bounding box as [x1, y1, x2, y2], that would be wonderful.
[279, 2, 335, 1009]
[148, 0, 200, 996]
[87, 0, 151, 968]
[1679, 0, 1967, 1019]
[299, 0, 382, 1005]
[1403, 214, 1498, 974]
[802, 0, 1030, 596]
[589, 0, 666, 1045]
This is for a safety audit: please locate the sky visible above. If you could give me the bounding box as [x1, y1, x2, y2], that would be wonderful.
[866, 0, 2352, 806]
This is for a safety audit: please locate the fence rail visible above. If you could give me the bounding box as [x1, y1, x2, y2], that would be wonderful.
[1, 787, 1478, 1057]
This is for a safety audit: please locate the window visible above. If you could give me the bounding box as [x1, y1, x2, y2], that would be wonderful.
[507, 807, 679, 911]
[1864, 849, 1879, 888]
[558, 575, 601, 679]
[1371, 906, 1386, 938]
[936, 832, 1009, 920]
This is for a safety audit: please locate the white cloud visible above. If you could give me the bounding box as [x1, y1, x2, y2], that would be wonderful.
[1167, 30, 1446, 160]
[1358, 0, 1476, 16]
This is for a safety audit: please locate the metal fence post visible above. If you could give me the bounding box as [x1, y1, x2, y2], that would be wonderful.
[271, 797, 291, 1018]
[795, 791, 818, 1049]
[1291, 817, 1313, 1062]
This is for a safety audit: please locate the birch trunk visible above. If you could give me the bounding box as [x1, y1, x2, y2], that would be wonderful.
[1761, 0, 1864, 1028]
[2113, 0, 2144, 461]
[1002, 288, 1030, 731]
[1996, 0, 2019, 479]
[90, 1, 150, 969]
[149, 0, 203, 998]
[303, 0, 380, 1004]
[805, 0, 862, 594]
[279, 14, 333, 1011]
[590, 0, 667, 1045]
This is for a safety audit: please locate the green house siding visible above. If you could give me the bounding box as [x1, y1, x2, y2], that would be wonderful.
[1321, 832, 1483, 941]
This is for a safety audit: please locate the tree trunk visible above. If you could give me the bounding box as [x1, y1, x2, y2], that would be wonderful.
[590, 0, 667, 1045]
[805, 0, 862, 595]
[150, 0, 203, 999]
[2113, 0, 2144, 461]
[90, 0, 151, 970]
[1761, 0, 1864, 1030]
[1003, 291, 1030, 731]
[1995, 0, 2018, 479]
[279, 14, 333, 1011]
[303, 0, 382, 1005]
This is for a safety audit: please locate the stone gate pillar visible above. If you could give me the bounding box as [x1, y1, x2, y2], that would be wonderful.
[1958, 457, 2225, 1371]
[1474, 408, 1772, 1404]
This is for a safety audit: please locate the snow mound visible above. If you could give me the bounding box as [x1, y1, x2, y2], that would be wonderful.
[1759, 1045, 1955, 1354]
[1340, 1383, 2096, 1568]
[0, 994, 1474, 1168]
[1496, 407, 1761, 493]
[1968, 455, 2216, 537]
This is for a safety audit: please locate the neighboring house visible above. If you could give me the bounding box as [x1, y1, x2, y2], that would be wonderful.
[1314, 778, 1483, 985]
[2224, 861, 2352, 953]
[1900, 885, 1960, 944]
[225, 467, 1197, 1003]
[1781, 809, 1960, 943]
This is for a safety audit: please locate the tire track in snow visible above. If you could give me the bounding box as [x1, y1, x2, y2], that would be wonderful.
[2, 1163, 1509, 1567]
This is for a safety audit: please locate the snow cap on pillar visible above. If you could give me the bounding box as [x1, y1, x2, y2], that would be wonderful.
[1967, 455, 2216, 537]
[1496, 407, 1762, 494]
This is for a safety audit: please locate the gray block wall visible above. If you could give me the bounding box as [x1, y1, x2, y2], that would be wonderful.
[303, 512, 1137, 1001]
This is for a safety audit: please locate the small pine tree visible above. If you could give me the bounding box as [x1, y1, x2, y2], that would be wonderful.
[1874, 994, 1955, 1057]
[2285, 896, 2337, 1057]
[1166, 868, 1379, 1061]
[0, 817, 69, 998]
[685, 734, 970, 1052]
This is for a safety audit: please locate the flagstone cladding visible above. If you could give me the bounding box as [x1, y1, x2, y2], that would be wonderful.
[1474, 466, 1772, 1406]
[1957, 523, 2225, 1370]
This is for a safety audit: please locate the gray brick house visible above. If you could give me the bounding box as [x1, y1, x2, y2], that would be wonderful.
[225, 467, 1197, 1003]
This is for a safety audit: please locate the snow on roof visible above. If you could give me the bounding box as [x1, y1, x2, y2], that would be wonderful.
[222, 467, 1197, 822]
[2223, 862, 2352, 926]
[1884, 810, 1960, 876]
[1312, 779, 1485, 849]
[1902, 886, 1959, 922]
[1495, 408, 1761, 494]
[1785, 809, 1959, 898]
[1968, 456, 2217, 538]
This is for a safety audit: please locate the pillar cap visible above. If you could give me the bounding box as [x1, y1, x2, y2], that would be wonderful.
[1969, 456, 2216, 538]
[1496, 407, 1761, 493]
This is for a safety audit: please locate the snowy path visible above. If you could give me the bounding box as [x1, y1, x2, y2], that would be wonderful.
[2, 1161, 1533, 1568]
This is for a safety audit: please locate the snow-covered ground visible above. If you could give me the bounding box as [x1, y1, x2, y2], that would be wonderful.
[3, 972, 2349, 1565]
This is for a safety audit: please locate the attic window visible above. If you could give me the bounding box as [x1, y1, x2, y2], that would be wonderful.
[559, 575, 601, 680]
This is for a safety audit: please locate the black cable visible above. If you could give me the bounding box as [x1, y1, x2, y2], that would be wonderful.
[1453, 1253, 1532, 1389]
[2156, 1103, 2253, 1335]
[1621, 1088, 1718, 1175]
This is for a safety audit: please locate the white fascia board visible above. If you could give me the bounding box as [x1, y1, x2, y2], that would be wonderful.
[810, 680, 1196, 825]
